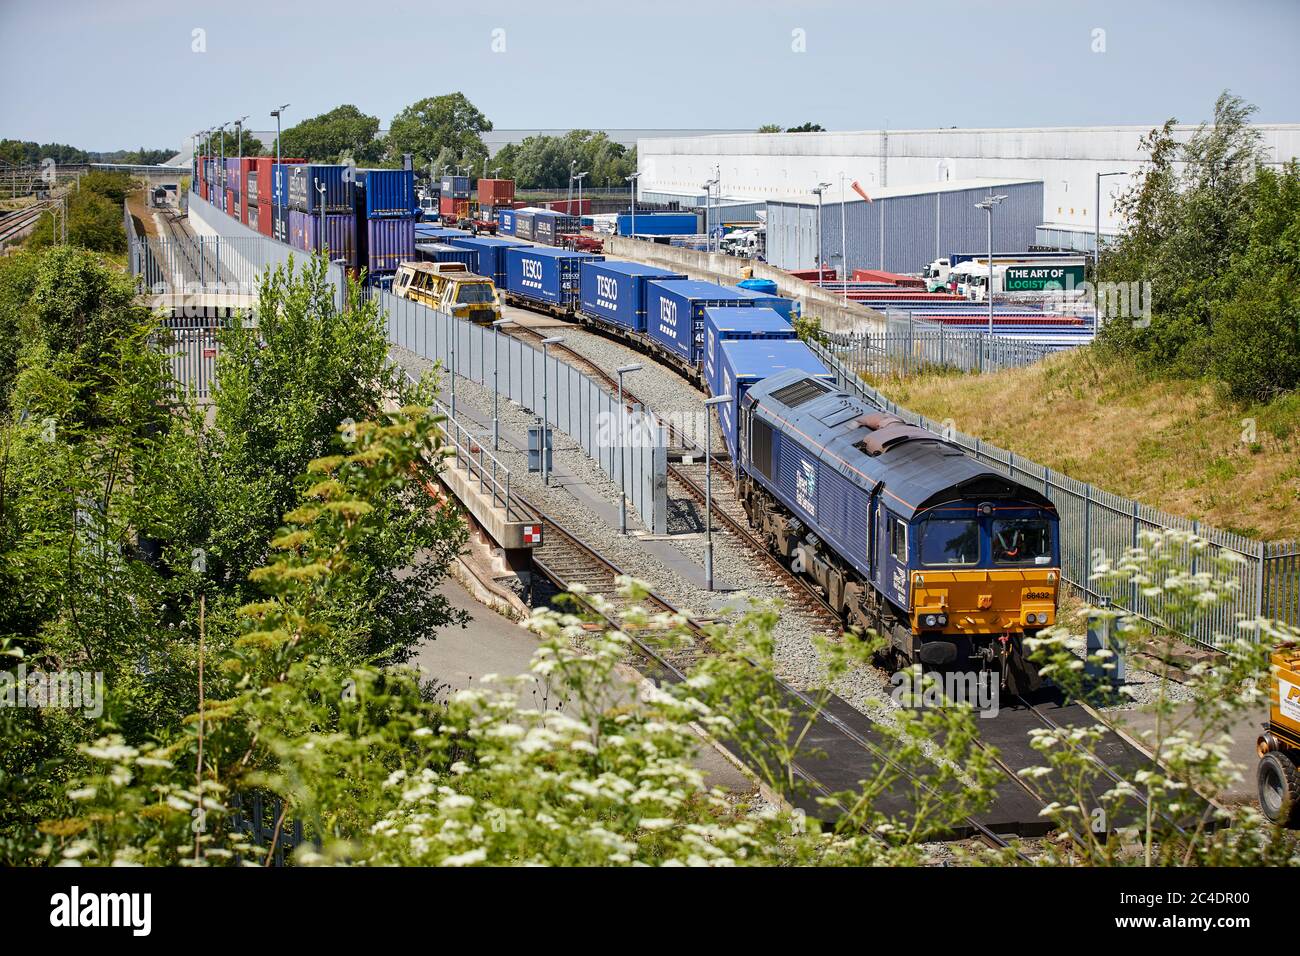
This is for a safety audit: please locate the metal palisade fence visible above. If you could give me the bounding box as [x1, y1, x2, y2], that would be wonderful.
[382, 289, 670, 534]
[820, 320, 1061, 378]
[808, 339, 1300, 650]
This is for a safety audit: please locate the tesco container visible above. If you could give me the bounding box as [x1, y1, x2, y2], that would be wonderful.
[617, 212, 699, 236]
[440, 174, 471, 197]
[645, 280, 755, 366]
[504, 246, 603, 309]
[356, 168, 417, 219]
[447, 235, 526, 288]
[579, 260, 685, 333]
[496, 208, 517, 236]
[365, 217, 416, 274]
[477, 178, 515, 206]
[289, 209, 357, 267]
[714, 339, 832, 459]
[288, 164, 352, 214]
[256, 199, 272, 238]
[703, 306, 796, 395]
[416, 242, 475, 270]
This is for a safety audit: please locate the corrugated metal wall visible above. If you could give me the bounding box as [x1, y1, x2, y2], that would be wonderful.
[768, 181, 1044, 275]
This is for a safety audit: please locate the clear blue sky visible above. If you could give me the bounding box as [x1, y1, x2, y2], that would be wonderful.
[2, 0, 1297, 151]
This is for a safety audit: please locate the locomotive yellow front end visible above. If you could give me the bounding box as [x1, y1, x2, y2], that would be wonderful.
[910, 567, 1060, 636]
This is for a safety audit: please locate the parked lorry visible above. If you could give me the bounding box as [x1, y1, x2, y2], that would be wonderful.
[924, 251, 1087, 293]
[392, 260, 501, 324]
[1258, 646, 1300, 826]
[947, 256, 1089, 301]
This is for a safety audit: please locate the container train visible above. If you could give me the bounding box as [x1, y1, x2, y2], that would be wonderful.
[485, 243, 1060, 690]
[190, 161, 1061, 688]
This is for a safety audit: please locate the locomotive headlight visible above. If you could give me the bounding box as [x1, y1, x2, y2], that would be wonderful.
[923, 614, 937, 628]
[1026, 613, 1039, 624]
[935, 613, 948, 627]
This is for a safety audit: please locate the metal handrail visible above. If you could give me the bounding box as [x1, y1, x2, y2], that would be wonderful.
[401, 370, 519, 521]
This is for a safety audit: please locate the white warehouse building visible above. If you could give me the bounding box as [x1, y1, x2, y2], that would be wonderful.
[637, 125, 1300, 270]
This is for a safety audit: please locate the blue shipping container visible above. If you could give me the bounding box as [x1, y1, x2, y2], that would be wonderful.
[417, 242, 476, 270]
[440, 174, 470, 197]
[617, 212, 699, 236]
[513, 211, 536, 242]
[645, 280, 755, 365]
[414, 224, 472, 243]
[504, 247, 604, 309]
[496, 208, 516, 236]
[447, 236, 526, 288]
[288, 164, 353, 214]
[273, 202, 290, 244]
[703, 306, 796, 395]
[579, 260, 685, 333]
[365, 217, 416, 274]
[714, 339, 832, 459]
[356, 168, 418, 219]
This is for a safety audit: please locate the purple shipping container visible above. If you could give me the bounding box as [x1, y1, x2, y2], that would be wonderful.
[289, 209, 357, 268]
[366, 218, 415, 274]
[225, 158, 240, 195]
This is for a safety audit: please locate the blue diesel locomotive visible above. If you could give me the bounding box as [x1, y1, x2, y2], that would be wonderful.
[737, 367, 1061, 693]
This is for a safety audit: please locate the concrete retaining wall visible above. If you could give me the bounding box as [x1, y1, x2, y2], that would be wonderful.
[602, 235, 886, 335]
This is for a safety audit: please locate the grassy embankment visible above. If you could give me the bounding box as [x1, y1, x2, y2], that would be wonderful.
[868, 347, 1300, 540]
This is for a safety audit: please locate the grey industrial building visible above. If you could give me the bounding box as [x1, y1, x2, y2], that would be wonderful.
[765, 177, 1043, 276]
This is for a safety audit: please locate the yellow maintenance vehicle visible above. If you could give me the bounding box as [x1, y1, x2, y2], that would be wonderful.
[392, 261, 502, 325]
[1257, 645, 1300, 826]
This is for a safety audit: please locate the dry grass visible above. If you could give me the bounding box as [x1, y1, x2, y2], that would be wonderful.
[869, 347, 1300, 541]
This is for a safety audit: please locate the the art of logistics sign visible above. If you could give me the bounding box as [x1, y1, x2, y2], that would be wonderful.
[1004, 264, 1086, 291]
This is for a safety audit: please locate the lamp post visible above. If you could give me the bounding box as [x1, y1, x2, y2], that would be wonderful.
[217, 122, 227, 211]
[702, 178, 718, 252]
[540, 336, 563, 486]
[271, 104, 288, 224]
[974, 194, 1007, 335]
[626, 171, 641, 238]
[567, 160, 576, 212]
[702, 394, 731, 591]
[491, 318, 515, 451]
[1094, 171, 1126, 272]
[315, 179, 328, 263]
[615, 363, 642, 535]
[839, 172, 848, 300]
[574, 170, 588, 219]
[812, 182, 832, 280]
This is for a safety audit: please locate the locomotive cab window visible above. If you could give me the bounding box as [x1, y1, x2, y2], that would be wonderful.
[889, 518, 907, 562]
[992, 518, 1053, 565]
[920, 517, 980, 566]
[456, 283, 495, 304]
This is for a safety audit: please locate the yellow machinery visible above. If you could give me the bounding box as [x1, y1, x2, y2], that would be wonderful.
[1257, 646, 1300, 826]
[392, 261, 501, 325]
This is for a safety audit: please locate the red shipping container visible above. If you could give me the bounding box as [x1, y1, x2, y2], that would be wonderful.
[256, 200, 272, 238]
[225, 189, 236, 217]
[545, 198, 591, 215]
[440, 196, 465, 218]
[788, 267, 836, 282]
[852, 268, 925, 288]
[477, 178, 515, 206]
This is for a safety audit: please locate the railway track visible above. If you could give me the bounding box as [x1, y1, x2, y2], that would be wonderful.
[491, 302, 1183, 849]
[0, 202, 52, 246]
[507, 487, 1028, 856]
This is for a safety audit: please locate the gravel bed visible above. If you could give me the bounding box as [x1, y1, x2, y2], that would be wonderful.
[390, 343, 896, 718]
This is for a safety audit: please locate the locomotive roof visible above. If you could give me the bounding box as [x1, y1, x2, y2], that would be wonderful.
[744, 368, 1056, 520]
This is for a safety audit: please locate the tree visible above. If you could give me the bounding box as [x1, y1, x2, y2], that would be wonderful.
[1098, 91, 1300, 399]
[201, 130, 265, 159]
[787, 122, 825, 133]
[277, 105, 383, 164]
[757, 124, 783, 133]
[491, 131, 636, 188]
[24, 171, 133, 254]
[384, 93, 493, 172]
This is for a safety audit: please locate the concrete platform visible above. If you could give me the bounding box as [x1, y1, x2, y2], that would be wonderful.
[438, 453, 541, 551]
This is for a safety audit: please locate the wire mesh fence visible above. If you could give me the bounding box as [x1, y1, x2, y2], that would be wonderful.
[808, 339, 1300, 650]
